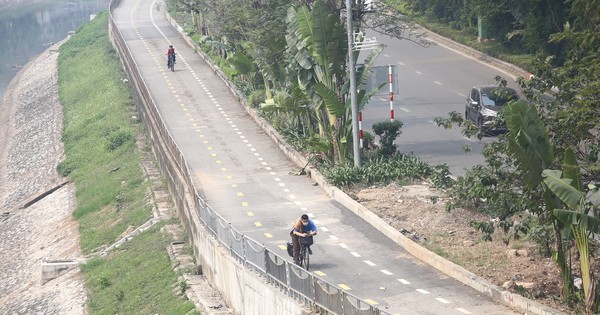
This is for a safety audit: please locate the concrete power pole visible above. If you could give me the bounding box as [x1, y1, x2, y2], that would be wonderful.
[346, 0, 361, 168]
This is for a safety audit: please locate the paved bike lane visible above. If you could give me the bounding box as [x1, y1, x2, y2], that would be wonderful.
[111, 0, 521, 314]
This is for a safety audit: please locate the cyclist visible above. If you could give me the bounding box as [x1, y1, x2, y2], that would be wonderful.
[166, 44, 176, 66]
[290, 214, 317, 265]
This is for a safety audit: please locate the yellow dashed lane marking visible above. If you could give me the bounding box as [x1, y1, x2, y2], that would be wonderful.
[241, 202, 248, 207]
[236, 192, 244, 196]
[216, 160, 222, 164]
[231, 183, 237, 187]
[221, 167, 227, 172]
[278, 245, 286, 250]
[226, 175, 232, 179]
[264, 233, 273, 238]
[338, 284, 351, 291]
[204, 140, 209, 144]
[314, 271, 326, 276]
[365, 299, 378, 305]
[207, 147, 213, 150]
[254, 222, 262, 227]
[246, 211, 254, 216]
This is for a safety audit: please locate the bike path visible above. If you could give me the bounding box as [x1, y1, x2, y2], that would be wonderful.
[112, 0, 519, 314]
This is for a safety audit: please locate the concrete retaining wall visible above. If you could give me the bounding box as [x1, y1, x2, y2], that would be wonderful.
[178, 192, 307, 315]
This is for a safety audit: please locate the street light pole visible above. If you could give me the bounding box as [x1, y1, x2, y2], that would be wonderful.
[346, 0, 361, 167]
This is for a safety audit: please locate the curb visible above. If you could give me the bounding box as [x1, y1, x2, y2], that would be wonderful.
[419, 26, 532, 81]
[165, 14, 565, 315]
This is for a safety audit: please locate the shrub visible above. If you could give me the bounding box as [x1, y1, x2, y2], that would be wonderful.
[372, 120, 403, 157]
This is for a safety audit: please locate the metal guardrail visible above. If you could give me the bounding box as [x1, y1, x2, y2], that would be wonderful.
[107, 1, 392, 314]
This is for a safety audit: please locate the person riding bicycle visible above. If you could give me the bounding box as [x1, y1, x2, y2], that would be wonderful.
[166, 44, 176, 66]
[290, 214, 317, 265]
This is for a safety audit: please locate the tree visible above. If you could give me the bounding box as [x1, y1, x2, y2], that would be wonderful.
[278, 0, 385, 164]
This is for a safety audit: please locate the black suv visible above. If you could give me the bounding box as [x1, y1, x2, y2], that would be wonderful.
[465, 85, 518, 131]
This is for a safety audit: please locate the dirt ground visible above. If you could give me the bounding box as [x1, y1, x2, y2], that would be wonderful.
[346, 182, 572, 313]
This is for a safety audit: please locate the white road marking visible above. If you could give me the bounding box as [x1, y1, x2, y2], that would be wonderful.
[329, 235, 338, 240]
[399, 107, 410, 113]
[398, 62, 405, 66]
[380, 270, 393, 275]
[397, 279, 410, 284]
[434, 81, 443, 85]
[364, 260, 376, 267]
[457, 92, 467, 98]
[416, 289, 430, 294]
[320, 227, 329, 232]
[350, 252, 361, 257]
[435, 297, 450, 304]
[415, 70, 422, 75]
[339, 243, 348, 249]
[456, 308, 472, 314]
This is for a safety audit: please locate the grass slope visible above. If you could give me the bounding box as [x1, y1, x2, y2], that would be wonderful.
[57, 11, 198, 314]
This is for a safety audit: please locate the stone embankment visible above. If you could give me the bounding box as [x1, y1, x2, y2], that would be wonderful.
[0, 39, 86, 314]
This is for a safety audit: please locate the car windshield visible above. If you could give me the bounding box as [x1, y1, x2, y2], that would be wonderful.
[480, 87, 518, 106]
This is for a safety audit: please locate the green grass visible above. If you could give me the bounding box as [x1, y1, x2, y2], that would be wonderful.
[56, 11, 198, 314]
[82, 223, 198, 314]
[57, 11, 149, 253]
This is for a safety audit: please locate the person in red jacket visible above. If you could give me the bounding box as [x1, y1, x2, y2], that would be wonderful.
[166, 44, 176, 66]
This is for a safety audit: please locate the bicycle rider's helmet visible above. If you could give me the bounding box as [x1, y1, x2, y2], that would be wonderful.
[169, 45, 173, 48]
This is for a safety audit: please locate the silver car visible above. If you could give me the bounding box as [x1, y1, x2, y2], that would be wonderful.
[465, 85, 518, 131]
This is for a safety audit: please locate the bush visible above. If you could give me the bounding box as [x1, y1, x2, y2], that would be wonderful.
[372, 120, 403, 157]
[321, 154, 433, 187]
[247, 90, 265, 108]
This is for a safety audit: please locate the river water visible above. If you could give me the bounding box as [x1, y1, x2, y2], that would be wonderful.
[0, 0, 110, 96]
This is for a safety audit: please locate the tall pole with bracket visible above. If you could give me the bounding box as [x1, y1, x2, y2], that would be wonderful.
[346, 0, 360, 167]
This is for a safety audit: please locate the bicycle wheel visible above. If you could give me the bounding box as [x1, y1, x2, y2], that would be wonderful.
[301, 246, 309, 270]
[170, 60, 175, 72]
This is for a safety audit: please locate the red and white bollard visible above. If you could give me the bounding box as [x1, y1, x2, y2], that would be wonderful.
[359, 112, 363, 148]
[389, 65, 394, 121]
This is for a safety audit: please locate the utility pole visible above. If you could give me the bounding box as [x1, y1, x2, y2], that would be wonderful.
[346, 0, 360, 167]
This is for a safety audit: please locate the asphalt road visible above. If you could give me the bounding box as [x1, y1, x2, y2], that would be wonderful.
[112, 0, 520, 314]
[363, 29, 522, 176]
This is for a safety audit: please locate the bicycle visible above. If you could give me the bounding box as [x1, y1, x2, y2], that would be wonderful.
[298, 236, 313, 270]
[167, 54, 175, 72]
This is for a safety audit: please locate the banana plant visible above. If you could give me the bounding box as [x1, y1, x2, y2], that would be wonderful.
[227, 51, 256, 90]
[282, 0, 385, 164]
[543, 148, 600, 313]
[503, 101, 574, 300]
